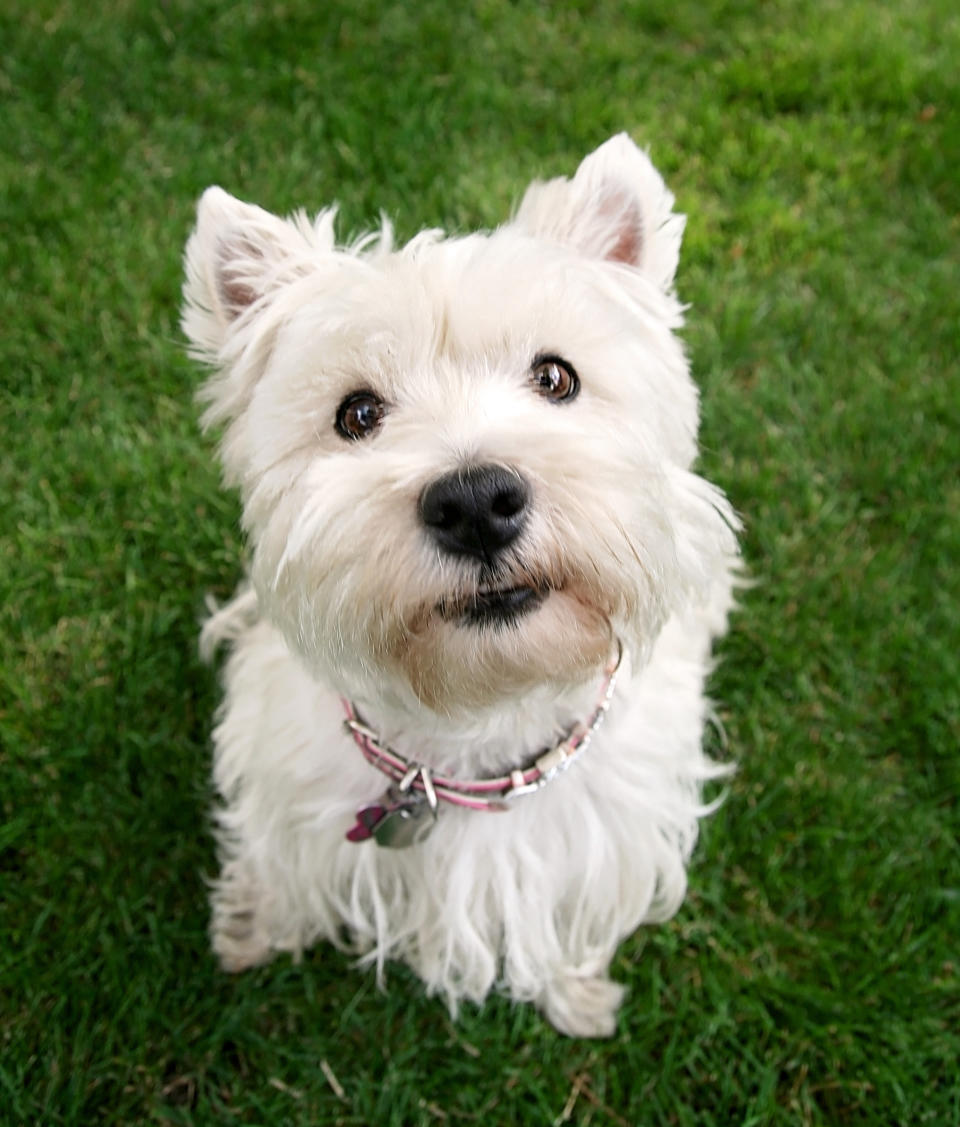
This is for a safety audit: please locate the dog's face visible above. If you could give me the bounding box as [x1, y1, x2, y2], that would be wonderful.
[184, 136, 735, 713]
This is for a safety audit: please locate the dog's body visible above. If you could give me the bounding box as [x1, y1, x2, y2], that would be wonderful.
[183, 135, 739, 1037]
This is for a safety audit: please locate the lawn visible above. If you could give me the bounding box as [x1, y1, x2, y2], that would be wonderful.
[2, 0, 958, 1124]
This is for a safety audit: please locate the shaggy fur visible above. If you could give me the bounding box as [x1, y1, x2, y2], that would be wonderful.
[183, 134, 739, 1037]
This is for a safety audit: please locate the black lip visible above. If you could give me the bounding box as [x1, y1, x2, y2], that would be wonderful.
[463, 585, 543, 627]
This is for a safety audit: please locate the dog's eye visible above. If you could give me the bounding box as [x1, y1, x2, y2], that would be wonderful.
[335, 392, 386, 441]
[530, 356, 579, 403]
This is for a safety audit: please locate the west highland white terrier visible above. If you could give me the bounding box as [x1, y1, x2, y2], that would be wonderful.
[182, 134, 739, 1037]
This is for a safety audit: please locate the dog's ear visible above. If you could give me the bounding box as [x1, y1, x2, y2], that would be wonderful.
[182, 187, 318, 359]
[512, 134, 686, 293]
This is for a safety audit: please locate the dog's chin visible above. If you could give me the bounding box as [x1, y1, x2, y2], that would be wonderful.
[389, 587, 614, 713]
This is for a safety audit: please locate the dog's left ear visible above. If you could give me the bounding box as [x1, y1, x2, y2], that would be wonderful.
[511, 134, 686, 293]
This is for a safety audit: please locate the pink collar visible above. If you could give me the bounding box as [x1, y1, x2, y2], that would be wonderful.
[342, 641, 624, 846]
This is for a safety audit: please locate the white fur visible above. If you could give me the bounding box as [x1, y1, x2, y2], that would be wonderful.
[183, 135, 739, 1037]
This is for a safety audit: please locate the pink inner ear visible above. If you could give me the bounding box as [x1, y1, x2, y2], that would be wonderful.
[218, 268, 259, 315]
[607, 218, 643, 265]
[215, 234, 263, 318]
[598, 188, 645, 266]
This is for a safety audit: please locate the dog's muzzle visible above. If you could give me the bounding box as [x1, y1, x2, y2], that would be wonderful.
[420, 464, 543, 626]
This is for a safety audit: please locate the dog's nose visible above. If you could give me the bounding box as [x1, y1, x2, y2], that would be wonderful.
[419, 464, 530, 562]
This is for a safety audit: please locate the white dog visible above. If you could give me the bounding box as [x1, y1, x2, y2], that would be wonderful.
[182, 134, 739, 1037]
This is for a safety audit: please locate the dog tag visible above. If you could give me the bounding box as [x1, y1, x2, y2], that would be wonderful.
[346, 785, 436, 848]
[373, 790, 436, 848]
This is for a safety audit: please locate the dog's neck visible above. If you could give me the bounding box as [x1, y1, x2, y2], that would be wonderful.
[344, 648, 629, 779]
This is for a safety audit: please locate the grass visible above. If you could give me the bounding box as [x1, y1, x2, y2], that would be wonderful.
[2, 0, 958, 1123]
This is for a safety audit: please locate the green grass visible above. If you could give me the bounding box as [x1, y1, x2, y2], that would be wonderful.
[2, 0, 958, 1123]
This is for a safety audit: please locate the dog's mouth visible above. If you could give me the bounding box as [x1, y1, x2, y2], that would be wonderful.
[438, 584, 545, 628]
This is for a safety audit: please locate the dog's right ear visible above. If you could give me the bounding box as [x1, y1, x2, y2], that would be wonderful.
[182, 187, 319, 362]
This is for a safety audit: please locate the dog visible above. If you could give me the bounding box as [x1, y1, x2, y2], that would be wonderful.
[182, 134, 739, 1037]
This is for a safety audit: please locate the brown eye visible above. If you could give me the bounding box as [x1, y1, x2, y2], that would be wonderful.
[335, 391, 386, 440]
[531, 355, 579, 402]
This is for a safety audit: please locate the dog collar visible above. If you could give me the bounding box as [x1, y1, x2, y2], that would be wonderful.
[343, 640, 624, 847]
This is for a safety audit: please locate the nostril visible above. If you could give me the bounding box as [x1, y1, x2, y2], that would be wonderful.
[491, 488, 524, 519]
[435, 501, 462, 531]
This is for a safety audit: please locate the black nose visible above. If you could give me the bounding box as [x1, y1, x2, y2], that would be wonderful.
[419, 464, 531, 562]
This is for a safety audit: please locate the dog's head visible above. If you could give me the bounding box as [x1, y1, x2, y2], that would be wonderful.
[183, 135, 736, 713]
